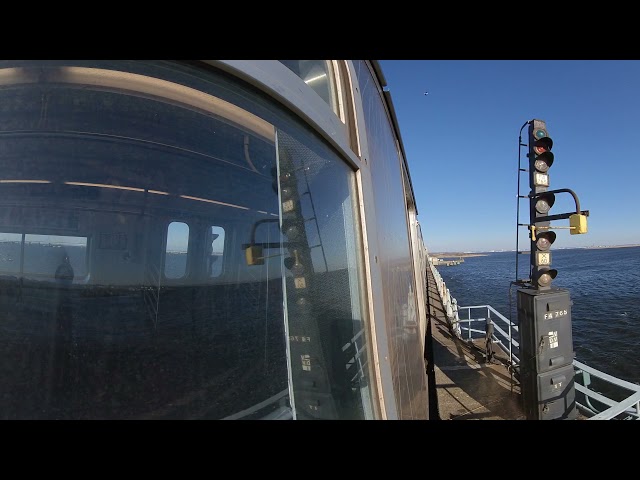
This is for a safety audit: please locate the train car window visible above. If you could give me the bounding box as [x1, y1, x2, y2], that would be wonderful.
[0, 232, 87, 281]
[165, 222, 189, 279]
[278, 60, 340, 117]
[0, 233, 22, 274]
[24, 234, 87, 280]
[276, 130, 374, 420]
[208, 225, 225, 278]
[0, 60, 289, 420]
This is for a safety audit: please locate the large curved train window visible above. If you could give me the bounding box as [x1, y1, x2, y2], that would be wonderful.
[0, 61, 288, 419]
[0, 60, 374, 420]
[275, 130, 374, 419]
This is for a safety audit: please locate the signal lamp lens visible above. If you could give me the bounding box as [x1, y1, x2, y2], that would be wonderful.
[536, 268, 557, 287]
[534, 145, 547, 155]
[534, 193, 555, 214]
[534, 128, 547, 139]
[284, 257, 295, 269]
[535, 231, 556, 251]
[537, 237, 550, 250]
[280, 172, 294, 185]
[536, 199, 551, 214]
[533, 137, 553, 155]
[538, 272, 552, 287]
[534, 158, 549, 172]
[280, 187, 293, 200]
[282, 218, 304, 241]
[533, 151, 554, 172]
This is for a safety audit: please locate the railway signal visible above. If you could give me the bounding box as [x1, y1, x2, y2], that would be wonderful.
[528, 119, 557, 289]
[517, 117, 591, 419]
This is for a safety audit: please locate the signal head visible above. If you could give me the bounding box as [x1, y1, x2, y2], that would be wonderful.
[533, 136, 553, 155]
[533, 267, 557, 288]
[534, 192, 556, 214]
[535, 231, 557, 251]
[534, 151, 554, 172]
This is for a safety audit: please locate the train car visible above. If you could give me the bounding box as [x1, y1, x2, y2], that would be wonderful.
[0, 60, 430, 419]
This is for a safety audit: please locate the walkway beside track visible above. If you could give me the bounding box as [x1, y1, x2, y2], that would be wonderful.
[425, 266, 525, 420]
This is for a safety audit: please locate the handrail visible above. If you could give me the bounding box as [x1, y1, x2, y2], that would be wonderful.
[573, 360, 640, 420]
[586, 391, 640, 420]
[428, 258, 461, 338]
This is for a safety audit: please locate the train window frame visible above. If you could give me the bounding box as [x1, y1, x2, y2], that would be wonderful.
[336, 61, 361, 158]
[279, 60, 361, 158]
[278, 61, 341, 118]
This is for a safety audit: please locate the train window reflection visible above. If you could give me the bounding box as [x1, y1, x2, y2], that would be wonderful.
[0, 233, 87, 281]
[165, 222, 189, 279]
[23, 234, 87, 280]
[0, 233, 21, 274]
[208, 225, 225, 278]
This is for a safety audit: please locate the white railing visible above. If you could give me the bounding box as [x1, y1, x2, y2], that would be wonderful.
[573, 360, 640, 420]
[428, 259, 461, 338]
[456, 304, 520, 367]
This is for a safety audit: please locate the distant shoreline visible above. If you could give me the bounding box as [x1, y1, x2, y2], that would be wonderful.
[431, 244, 640, 258]
[430, 253, 488, 258]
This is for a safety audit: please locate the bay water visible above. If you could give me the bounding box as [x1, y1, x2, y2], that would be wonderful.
[435, 246, 640, 385]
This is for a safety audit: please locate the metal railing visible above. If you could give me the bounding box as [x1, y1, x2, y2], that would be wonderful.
[429, 259, 640, 420]
[573, 360, 640, 420]
[456, 304, 520, 367]
[428, 260, 462, 338]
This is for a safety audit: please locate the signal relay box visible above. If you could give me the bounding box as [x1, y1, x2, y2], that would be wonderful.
[517, 287, 577, 420]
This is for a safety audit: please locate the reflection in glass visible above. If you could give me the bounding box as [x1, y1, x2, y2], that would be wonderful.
[278, 60, 338, 115]
[208, 226, 225, 278]
[0, 233, 22, 274]
[353, 60, 427, 419]
[0, 60, 288, 419]
[276, 131, 374, 419]
[165, 222, 189, 279]
[0, 233, 87, 280]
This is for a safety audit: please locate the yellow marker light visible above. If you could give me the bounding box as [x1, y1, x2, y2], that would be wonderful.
[245, 245, 264, 265]
[569, 214, 588, 235]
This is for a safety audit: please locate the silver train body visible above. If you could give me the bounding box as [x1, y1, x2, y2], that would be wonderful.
[0, 60, 430, 419]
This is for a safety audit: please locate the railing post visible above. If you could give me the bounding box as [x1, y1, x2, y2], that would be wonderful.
[485, 315, 494, 363]
[508, 310, 513, 367]
[451, 297, 461, 338]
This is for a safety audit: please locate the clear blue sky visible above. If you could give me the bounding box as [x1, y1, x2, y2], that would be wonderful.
[379, 60, 640, 253]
